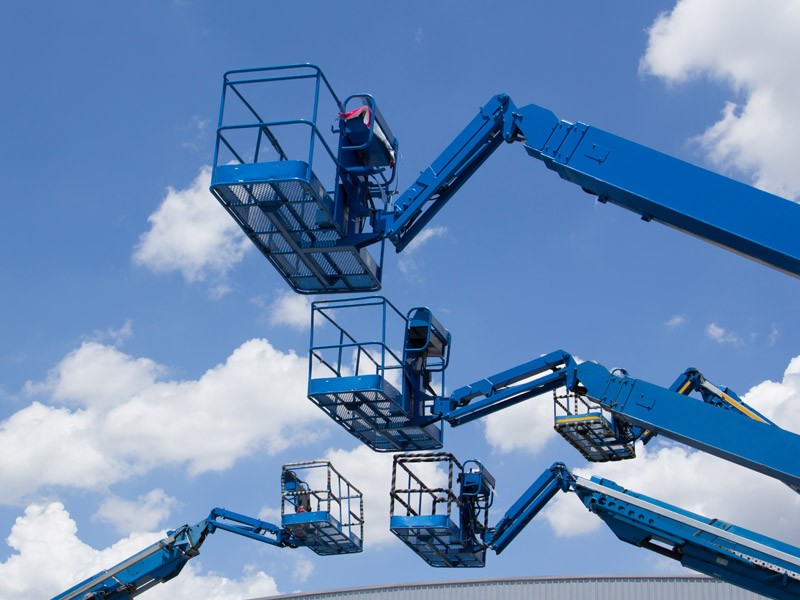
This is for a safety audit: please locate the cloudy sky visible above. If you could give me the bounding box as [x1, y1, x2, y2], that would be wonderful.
[2, 1, 800, 598]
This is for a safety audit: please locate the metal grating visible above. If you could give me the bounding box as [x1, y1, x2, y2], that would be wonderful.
[211, 163, 381, 293]
[390, 515, 486, 568]
[554, 413, 635, 462]
[308, 376, 443, 452]
[254, 575, 769, 600]
[282, 512, 362, 556]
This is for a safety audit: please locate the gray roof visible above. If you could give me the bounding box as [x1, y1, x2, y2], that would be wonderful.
[252, 575, 765, 600]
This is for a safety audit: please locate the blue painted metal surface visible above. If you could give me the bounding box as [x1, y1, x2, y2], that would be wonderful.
[307, 296, 446, 451]
[390, 514, 486, 568]
[378, 93, 800, 278]
[484, 462, 570, 554]
[53, 509, 287, 600]
[429, 349, 800, 491]
[573, 474, 800, 599]
[574, 360, 800, 490]
[304, 293, 800, 488]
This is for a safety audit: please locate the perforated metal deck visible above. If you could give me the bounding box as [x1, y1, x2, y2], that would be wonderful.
[307, 375, 443, 452]
[390, 515, 486, 567]
[282, 511, 362, 555]
[554, 413, 635, 462]
[211, 162, 381, 294]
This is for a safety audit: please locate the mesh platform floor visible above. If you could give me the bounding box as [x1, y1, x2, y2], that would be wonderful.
[555, 413, 635, 462]
[212, 162, 381, 293]
[390, 515, 486, 568]
[308, 375, 443, 452]
[282, 511, 362, 556]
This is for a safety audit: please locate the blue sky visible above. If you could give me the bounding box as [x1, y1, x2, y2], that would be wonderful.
[2, 1, 800, 598]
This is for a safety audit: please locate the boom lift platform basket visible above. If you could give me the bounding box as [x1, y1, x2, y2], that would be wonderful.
[210, 64, 397, 293]
[281, 460, 364, 555]
[389, 453, 491, 568]
[553, 386, 635, 462]
[308, 296, 449, 452]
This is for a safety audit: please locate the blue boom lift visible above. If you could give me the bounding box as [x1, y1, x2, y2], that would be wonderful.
[308, 296, 800, 599]
[210, 64, 800, 293]
[207, 64, 800, 597]
[389, 454, 800, 599]
[54, 461, 363, 600]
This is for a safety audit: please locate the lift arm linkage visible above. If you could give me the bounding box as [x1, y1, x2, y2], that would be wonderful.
[52, 508, 291, 600]
[435, 350, 800, 490]
[379, 93, 800, 278]
[390, 455, 800, 598]
[488, 463, 800, 600]
[55, 461, 364, 599]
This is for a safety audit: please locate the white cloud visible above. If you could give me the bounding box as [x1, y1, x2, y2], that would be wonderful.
[665, 314, 685, 329]
[544, 352, 800, 544]
[88, 320, 133, 346]
[181, 115, 212, 151]
[483, 390, 558, 455]
[706, 322, 741, 345]
[268, 291, 313, 330]
[27, 341, 164, 409]
[482, 360, 587, 456]
[133, 166, 251, 288]
[0, 502, 279, 600]
[397, 226, 447, 276]
[641, 0, 800, 200]
[743, 354, 800, 434]
[1, 336, 327, 504]
[291, 555, 314, 583]
[94, 489, 179, 534]
[257, 505, 282, 523]
[769, 324, 780, 346]
[0, 402, 125, 502]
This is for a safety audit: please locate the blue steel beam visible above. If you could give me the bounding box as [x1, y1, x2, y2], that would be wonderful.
[377, 94, 511, 252]
[437, 349, 577, 426]
[575, 361, 800, 489]
[435, 351, 800, 490]
[53, 510, 290, 600]
[484, 462, 570, 554]
[573, 474, 800, 600]
[516, 106, 800, 279]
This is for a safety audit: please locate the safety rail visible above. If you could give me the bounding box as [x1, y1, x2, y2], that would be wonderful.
[389, 453, 486, 567]
[390, 453, 461, 520]
[309, 296, 406, 384]
[281, 460, 364, 555]
[308, 297, 445, 451]
[210, 64, 397, 293]
[213, 64, 343, 172]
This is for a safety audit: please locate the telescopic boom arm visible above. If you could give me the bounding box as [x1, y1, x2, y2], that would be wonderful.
[53, 508, 292, 600]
